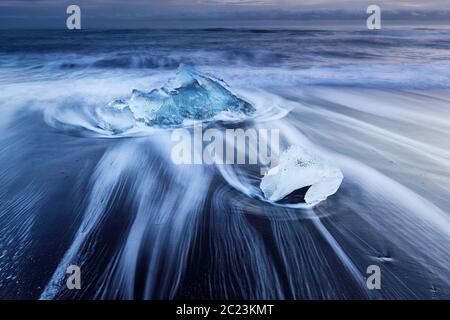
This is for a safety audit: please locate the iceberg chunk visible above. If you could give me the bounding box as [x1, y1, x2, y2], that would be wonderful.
[95, 66, 255, 132]
[260, 146, 343, 205]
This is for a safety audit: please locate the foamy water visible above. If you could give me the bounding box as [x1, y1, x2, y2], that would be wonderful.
[0, 28, 449, 299]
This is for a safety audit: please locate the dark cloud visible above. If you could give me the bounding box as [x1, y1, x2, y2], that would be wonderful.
[0, 0, 448, 28]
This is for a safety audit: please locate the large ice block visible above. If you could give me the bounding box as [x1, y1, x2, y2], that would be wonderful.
[95, 66, 255, 133]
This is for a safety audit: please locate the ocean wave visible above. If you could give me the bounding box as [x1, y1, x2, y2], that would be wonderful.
[1, 28, 449, 75]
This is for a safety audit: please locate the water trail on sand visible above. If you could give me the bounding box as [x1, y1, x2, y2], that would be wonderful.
[40, 135, 211, 299]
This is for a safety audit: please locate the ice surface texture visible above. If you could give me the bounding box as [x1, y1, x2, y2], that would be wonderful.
[260, 146, 343, 205]
[95, 67, 255, 133]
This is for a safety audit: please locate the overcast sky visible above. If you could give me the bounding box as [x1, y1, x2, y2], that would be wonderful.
[0, 0, 449, 28]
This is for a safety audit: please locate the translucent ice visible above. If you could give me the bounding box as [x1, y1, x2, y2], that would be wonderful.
[95, 99, 136, 134]
[260, 146, 343, 205]
[95, 66, 255, 133]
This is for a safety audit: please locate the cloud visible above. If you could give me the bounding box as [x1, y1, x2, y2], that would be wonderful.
[0, 0, 448, 9]
[0, 0, 449, 28]
[198, 0, 273, 5]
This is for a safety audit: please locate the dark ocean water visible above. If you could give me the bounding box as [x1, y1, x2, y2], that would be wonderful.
[0, 28, 449, 299]
[1, 28, 450, 88]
